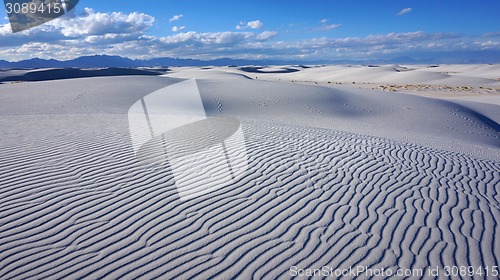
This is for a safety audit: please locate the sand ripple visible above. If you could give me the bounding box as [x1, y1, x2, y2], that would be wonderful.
[0, 117, 498, 279]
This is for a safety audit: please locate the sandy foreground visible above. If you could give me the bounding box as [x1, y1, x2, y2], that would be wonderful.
[0, 65, 498, 279]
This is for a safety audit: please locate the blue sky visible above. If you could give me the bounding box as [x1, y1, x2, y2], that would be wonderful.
[1, 0, 499, 61]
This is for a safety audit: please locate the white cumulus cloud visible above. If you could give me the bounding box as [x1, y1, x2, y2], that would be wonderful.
[247, 20, 264, 29]
[169, 14, 183, 22]
[256, 31, 278, 41]
[236, 20, 264, 30]
[397, 8, 412, 16]
[317, 23, 341, 31]
[0, 8, 155, 48]
[53, 8, 155, 37]
[171, 26, 186, 32]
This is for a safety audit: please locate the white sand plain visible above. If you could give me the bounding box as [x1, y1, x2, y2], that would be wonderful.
[0, 65, 498, 279]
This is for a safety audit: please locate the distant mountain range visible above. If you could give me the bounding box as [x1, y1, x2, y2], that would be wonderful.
[0, 55, 310, 68]
[1, 51, 499, 69]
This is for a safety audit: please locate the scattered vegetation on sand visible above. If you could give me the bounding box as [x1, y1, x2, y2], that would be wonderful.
[373, 84, 497, 93]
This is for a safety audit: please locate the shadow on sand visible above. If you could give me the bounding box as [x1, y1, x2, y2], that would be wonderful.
[0, 68, 165, 82]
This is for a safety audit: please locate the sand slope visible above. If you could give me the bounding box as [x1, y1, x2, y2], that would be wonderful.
[0, 74, 498, 279]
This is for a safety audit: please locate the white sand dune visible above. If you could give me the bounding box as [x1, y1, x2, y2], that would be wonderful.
[233, 64, 500, 86]
[164, 67, 251, 80]
[0, 71, 499, 279]
[211, 64, 500, 105]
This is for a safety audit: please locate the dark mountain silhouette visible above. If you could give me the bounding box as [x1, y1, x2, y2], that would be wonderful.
[1, 50, 499, 69]
[4, 55, 141, 68]
[0, 55, 287, 68]
[0, 60, 10, 68]
[0, 55, 375, 68]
